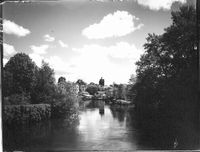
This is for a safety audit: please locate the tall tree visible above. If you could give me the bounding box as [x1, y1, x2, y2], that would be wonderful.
[132, 5, 197, 123]
[58, 76, 66, 84]
[76, 79, 86, 86]
[3, 53, 37, 97]
[31, 61, 56, 104]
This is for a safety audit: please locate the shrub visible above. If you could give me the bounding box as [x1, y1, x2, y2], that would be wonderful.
[51, 81, 79, 119]
[86, 85, 98, 95]
[3, 104, 51, 124]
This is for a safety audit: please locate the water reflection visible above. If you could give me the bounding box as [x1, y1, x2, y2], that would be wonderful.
[77, 101, 138, 150]
[130, 108, 200, 150]
[110, 105, 128, 122]
[3, 100, 200, 151]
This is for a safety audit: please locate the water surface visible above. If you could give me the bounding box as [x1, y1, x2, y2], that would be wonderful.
[3, 100, 200, 151]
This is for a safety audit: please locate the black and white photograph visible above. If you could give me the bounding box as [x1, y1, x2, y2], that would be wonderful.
[0, 0, 199, 151]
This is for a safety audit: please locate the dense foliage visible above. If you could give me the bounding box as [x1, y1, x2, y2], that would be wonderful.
[3, 53, 37, 103]
[4, 93, 31, 105]
[112, 84, 126, 100]
[3, 54, 56, 105]
[86, 84, 98, 95]
[76, 79, 86, 86]
[132, 6, 198, 124]
[51, 81, 79, 119]
[3, 104, 51, 124]
[3, 53, 79, 120]
[31, 61, 56, 104]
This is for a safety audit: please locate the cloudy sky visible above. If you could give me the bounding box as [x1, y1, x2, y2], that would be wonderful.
[2, 0, 195, 85]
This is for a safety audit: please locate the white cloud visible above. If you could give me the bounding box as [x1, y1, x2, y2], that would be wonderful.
[29, 53, 45, 67]
[71, 42, 143, 84]
[3, 58, 8, 66]
[29, 44, 49, 67]
[44, 56, 69, 73]
[3, 19, 30, 37]
[136, 0, 186, 10]
[29, 43, 70, 75]
[46, 57, 80, 83]
[82, 11, 143, 39]
[29, 52, 71, 78]
[58, 40, 68, 48]
[3, 43, 17, 57]
[30, 44, 49, 55]
[91, 0, 186, 10]
[108, 42, 142, 60]
[73, 42, 142, 60]
[30, 41, 143, 84]
[91, 0, 130, 2]
[44, 34, 55, 42]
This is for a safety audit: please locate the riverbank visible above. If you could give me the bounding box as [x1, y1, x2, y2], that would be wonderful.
[4, 100, 199, 151]
[3, 104, 51, 124]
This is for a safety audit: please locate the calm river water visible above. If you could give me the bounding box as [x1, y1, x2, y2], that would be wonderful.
[3, 100, 200, 151]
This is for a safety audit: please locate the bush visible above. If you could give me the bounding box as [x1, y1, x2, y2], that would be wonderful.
[86, 85, 98, 95]
[51, 82, 79, 119]
[3, 104, 51, 124]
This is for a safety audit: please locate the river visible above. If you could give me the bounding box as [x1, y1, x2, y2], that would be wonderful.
[3, 100, 200, 151]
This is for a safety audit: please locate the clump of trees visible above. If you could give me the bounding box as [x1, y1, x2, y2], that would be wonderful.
[131, 5, 198, 124]
[112, 83, 127, 100]
[3, 54, 55, 105]
[76, 79, 87, 93]
[31, 61, 56, 104]
[51, 79, 79, 119]
[3, 53, 78, 119]
[3, 53, 37, 105]
[86, 83, 99, 95]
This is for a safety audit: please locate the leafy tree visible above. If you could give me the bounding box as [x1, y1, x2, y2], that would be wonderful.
[132, 5, 198, 123]
[51, 81, 79, 119]
[31, 61, 56, 104]
[86, 84, 98, 95]
[76, 79, 86, 85]
[76, 79, 87, 92]
[58, 76, 66, 83]
[3, 53, 37, 104]
[129, 74, 136, 84]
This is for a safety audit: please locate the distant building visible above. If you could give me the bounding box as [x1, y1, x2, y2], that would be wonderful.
[79, 85, 86, 92]
[76, 79, 87, 93]
[105, 87, 114, 98]
[99, 77, 105, 86]
[74, 83, 79, 95]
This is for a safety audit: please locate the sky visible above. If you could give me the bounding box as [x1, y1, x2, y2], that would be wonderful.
[2, 0, 195, 85]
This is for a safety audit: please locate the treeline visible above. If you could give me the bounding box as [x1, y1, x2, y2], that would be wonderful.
[131, 5, 198, 125]
[3, 53, 78, 119]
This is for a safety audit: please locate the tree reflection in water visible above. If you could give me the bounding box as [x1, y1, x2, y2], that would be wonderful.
[3, 118, 80, 151]
[3, 100, 200, 151]
[130, 107, 200, 150]
[110, 105, 127, 122]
